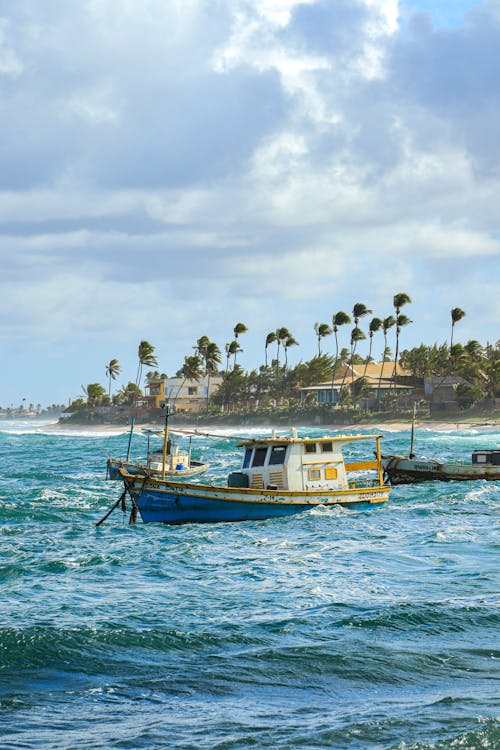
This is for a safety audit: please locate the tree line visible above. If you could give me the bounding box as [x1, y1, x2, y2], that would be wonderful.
[69, 294, 499, 414]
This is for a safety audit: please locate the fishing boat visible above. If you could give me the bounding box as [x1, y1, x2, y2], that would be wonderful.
[106, 423, 209, 481]
[381, 406, 500, 484]
[382, 449, 500, 484]
[103, 430, 390, 525]
[106, 450, 209, 480]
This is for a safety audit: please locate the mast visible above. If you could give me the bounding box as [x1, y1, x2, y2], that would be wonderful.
[409, 402, 417, 459]
[126, 415, 135, 461]
[161, 403, 171, 480]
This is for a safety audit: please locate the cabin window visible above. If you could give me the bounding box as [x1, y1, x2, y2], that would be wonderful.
[321, 441, 333, 453]
[305, 443, 317, 453]
[476, 454, 486, 463]
[269, 445, 287, 465]
[325, 467, 338, 480]
[242, 448, 252, 469]
[308, 468, 321, 481]
[252, 447, 268, 467]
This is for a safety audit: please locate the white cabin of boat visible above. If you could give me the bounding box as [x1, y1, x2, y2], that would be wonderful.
[228, 430, 384, 492]
[147, 444, 191, 472]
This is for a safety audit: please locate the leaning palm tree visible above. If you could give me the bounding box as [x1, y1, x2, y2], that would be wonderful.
[450, 308, 466, 349]
[175, 354, 204, 406]
[352, 302, 372, 327]
[339, 327, 366, 397]
[232, 340, 243, 368]
[391, 293, 412, 385]
[105, 358, 121, 398]
[283, 335, 299, 369]
[264, 331, 277, 367]
[135, 341, 158, 391]
[436, 307, 466, 387]
[203, 340, 222, 410]
[275, 327, 291, 369]
[314, 322, 332, 357]
[362, 318, 383, 378]
[195, 335, 210, 357]
[233, 322, 248, 339]
[330, 311, 351, 396]
[225, 341, 240, 374]
[376, 316, 396, 409]
[392, 314, 412, 395]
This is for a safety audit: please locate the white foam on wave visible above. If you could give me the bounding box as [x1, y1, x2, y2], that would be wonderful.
[0, 419, 130, 438]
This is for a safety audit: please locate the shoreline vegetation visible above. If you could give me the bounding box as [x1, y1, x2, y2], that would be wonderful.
[59, 304, 498, 431]
[3, 301, 498, 428]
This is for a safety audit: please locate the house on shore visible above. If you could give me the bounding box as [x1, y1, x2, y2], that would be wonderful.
[424, 376, 472, 411]
[299, 362, 417, 407]
[138, 375, 224, 413]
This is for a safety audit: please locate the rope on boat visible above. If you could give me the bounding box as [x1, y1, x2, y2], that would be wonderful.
[95, 488, 127, 527]
[125, 471, 151, 525]
[167, 427, 263, 441]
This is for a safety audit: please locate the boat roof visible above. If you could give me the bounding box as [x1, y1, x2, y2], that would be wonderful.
[237, 433, 383, 448]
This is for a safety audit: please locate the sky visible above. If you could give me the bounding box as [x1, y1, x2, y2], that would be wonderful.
[0, 0, 499, 407]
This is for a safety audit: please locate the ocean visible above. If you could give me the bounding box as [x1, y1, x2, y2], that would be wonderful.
[0, 420, 498, 749]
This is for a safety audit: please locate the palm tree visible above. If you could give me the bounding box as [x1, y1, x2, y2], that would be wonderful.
[195, 335, 210, 357]
[330, 311, 351, 397]
[283, 335, 299, 369]
[352, 302, 372, 327]
[275, 327, 291, 369]
[339, 327, 366, 397]
[350, 327, 366, 384]
[376, 316, 396, 409]
[135, 341, 158, 391]
[203, 340, 222, 410]
[391, 293, 412, 386]
[105, 358, 121, 398]
[264, 331, 277, 367]
[450, 308, 466, 349]
[225, 341, 240, 374]
[392, 313, 412, 395]
[362, 318, 383, 378]
[314, 322, 332, 356]
[233, 340, 243, 368]
[233, 322, 248, 339]
[175, 354, 204, 407]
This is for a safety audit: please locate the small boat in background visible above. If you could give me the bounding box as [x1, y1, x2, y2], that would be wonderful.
[381, 406, 500, 484]
[106, 450, 209, 480]
[106, 420, 209, 481]
[108, 429, 390, 525]
[382, 450, 500, 484]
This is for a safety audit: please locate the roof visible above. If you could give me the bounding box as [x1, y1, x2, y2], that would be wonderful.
[237, 433, 383, 447]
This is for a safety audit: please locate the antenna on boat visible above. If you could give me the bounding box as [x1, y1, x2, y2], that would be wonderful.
[409, 402, 417, 459]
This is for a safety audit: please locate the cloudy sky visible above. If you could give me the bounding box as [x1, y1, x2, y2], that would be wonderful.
[1, 0, 499, 406]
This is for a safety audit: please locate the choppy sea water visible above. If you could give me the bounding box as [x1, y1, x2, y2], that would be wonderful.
[0, 420, 499, 750]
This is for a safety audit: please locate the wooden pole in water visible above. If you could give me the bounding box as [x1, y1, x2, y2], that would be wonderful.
[409, 402, 417, 459]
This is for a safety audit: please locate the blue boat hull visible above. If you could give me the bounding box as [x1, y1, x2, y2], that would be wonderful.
[135, 489, 382, 524]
